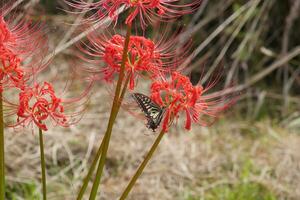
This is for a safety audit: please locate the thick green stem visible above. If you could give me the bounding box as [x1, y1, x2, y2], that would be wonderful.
[76, 75, 130, 200]
[0, 92, 5, 200]
[117, 74, 131, 110]
[39, 128, 47, 200]
[88, 24, 132, 200]
[113, 19, 132, 102]
[119, 130, 165, 200]
[76, 139, 104, 200]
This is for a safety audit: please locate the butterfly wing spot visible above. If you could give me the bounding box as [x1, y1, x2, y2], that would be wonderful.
[132, 93, 165, 131]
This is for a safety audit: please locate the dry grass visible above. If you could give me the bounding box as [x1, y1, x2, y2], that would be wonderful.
[4, 81, 300, 200]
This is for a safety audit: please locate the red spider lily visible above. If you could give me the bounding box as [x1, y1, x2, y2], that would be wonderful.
[14, 82, 68, 131]
[150, 71, 236, 132]
[102, 34, 163, 89]
[0, 14, 47, 60]
[2, 74, 93, 131]
[78, 31, 190, 90]
[0, 15, 23, 89]
[66, 0, 202, 29]
[0, 12, 49, 89]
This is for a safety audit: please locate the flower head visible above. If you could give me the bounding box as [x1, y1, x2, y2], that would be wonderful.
[0, 16, 23, 89]
[1, 4, 88, 131]
[0, 15, 47, 59]
[4, 77, 92, 132]
[15, 82, 67, 131]
[66, 0, 202, 29]
[79, 32, 189, 90]
[103, 34, 163, 89]
[150, 71, 236, 131]
[0, 12, 48, 90]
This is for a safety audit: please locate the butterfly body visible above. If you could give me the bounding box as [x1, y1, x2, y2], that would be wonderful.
[132, 93, 165, 131]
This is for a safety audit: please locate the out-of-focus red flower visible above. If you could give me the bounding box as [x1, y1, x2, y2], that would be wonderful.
[150, 71, 236, 132]
[66, 0, 202, 29]
[15, 82, 67, 131]
[0, 16, 47, 63]
[0, 16, 23, 89]
[0, 13, 48, 90]
[79, 32, 189, 90]
[1, 4, 89, 131]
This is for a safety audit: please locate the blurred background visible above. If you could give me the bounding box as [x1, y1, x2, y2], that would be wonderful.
[2, 0, 300, 199]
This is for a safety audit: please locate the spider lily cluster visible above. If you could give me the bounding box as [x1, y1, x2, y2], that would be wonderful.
[66, 0, 237, 197]
[0, 11, 86, 131]
[0, 0, 238, 199]
[0, 14, 57, 129]
[0, 4, 89, 200]
[77, 21, 235, 133]
[69, 0, 237, 197]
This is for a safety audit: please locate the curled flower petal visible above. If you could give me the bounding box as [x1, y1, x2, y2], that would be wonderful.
[185, 108, 192, 130]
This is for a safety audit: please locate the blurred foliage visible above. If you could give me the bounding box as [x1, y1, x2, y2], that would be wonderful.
[6, 182, 39, 200]
[203, 182, 276, 200]
[40, 0, 60, 14]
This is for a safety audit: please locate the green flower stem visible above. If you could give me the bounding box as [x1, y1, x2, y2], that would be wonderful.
[0, 92, 5, 200]
[117, 74, 131, 110]
[119, 130, 165, 200]
[39, 128, 47, 200]
[76, 75, 130, 200]
[88, 24, 132, 200]
[76, 139, 104, 200]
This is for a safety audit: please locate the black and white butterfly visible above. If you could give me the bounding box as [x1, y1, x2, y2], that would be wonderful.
[132, 93, 165, 131]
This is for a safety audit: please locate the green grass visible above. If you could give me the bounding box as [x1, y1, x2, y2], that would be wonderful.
[185, 181, 277, 200]
[184, 158, 277, 200]
[6, 182, 40, 200]
[207, 182, 276, 200]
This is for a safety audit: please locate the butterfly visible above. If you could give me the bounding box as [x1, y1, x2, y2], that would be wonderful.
[132, 93, 165, 131]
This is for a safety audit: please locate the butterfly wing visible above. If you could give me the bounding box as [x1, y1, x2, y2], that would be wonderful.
[132, 93, 165, 131]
